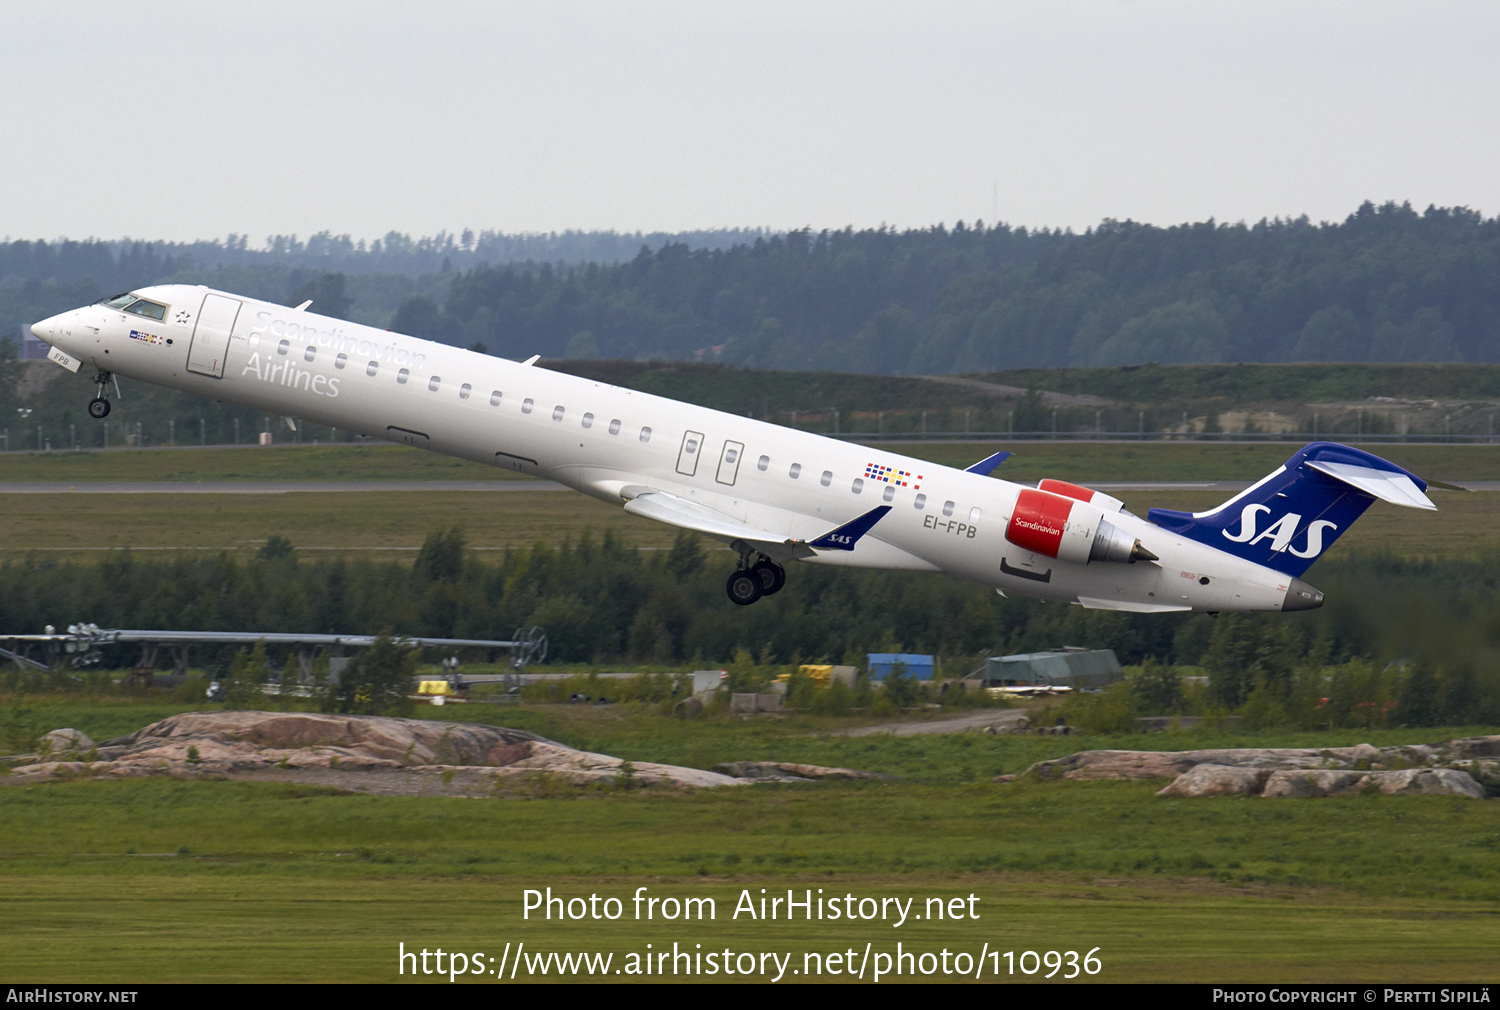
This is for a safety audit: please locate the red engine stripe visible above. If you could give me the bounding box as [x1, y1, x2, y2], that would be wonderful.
[1007, 488, 1074, 558]
[1038, 478, 1096, 504]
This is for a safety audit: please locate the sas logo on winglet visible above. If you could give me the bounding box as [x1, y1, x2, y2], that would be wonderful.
[128, 329, 164, 345]
[1222, 504, 1337, 559]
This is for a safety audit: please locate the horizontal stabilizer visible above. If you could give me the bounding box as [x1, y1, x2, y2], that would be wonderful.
[965, 451, 1011, 476]
[1304, 460, 1436, 510]
[807, 505, 892, 551]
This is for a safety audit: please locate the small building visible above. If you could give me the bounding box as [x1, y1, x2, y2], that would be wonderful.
[865, 653, 935, 682]
[976, 648, 1123, 689]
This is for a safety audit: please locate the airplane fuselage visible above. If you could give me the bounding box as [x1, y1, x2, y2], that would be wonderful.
[33, 284, 1308, 613]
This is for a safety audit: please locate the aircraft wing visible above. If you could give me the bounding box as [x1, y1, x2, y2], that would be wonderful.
[620, 487, 890, 562]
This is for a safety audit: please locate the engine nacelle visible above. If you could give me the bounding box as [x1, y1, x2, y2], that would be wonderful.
[1037, 478, 1125, 513]
[1005, 488, 1156, 565]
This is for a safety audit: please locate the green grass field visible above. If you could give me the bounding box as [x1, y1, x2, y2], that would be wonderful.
[5, 439, 1500, 483]
[0, 485, 1490, 559]
[2, 699, 1499, 984]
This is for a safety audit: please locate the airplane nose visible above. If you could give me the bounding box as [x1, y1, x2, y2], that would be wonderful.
[31, 315, 56, 341]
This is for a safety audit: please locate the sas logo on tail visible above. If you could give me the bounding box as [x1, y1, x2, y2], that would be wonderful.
[1223, 504, 1336, 559]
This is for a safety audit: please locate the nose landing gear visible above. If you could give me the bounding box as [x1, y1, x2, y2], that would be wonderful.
[724, 550, 787, 606]
[88, 371, 112, 419]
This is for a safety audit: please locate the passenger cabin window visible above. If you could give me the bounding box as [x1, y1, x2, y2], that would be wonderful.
[883, 486, 895, 503]
[277, 339, 289, 355]
[639, 426, 652, 442]
[757, 455, 769, 471]
[123, 299, 166, 320]
[851, 478, 864, 494]
[459, 383, 471, 399]
[582, 412, 594, 428]
[914, 493, 927, 509]
[789, 463, 801, 479]
[942, 501, 955, 517]
[397, 368, 409, 384]
[428, 375, 441, 392]
[521, 398, 534, 414]
[335, 353, 347, 369]
[608, 419, 621, 435]
[366, 361, 378, 376]
[489, 390, 502, 406]
[969, 507, 982, 522]
[552, 405, 565, 421]
[304, 345, 316, 362]
[820, 470, 832, 487]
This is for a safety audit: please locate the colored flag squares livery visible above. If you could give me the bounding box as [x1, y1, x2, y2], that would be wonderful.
[866, 463, 922, 489]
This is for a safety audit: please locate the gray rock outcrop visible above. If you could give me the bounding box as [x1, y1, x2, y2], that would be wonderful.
[4, 711, 743, 790]
[1012, 735, 1499, 800]
[714, 761, 894, 782]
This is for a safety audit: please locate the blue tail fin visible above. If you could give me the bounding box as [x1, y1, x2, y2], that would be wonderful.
[1147, 442, 1435, 577]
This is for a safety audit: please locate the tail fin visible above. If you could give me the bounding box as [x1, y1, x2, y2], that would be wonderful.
[1147, 442, 1436, 577]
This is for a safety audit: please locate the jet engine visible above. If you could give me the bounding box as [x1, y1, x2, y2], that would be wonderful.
[1005, 487, 1157, 565]
[1037, 478, 1125, 513]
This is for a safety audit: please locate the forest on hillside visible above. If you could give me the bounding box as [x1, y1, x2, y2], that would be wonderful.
[5, 201, 1500, 374]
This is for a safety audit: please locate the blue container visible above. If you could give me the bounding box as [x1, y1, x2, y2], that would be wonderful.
[865, 653, 935, 681]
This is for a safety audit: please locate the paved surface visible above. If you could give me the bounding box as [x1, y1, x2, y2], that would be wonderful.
[0, 480, 566, 494]
[835, 708, 1032, 737]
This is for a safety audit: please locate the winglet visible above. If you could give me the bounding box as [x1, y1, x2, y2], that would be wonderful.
[965, 451, 1011, 476]
[807, 505, 892, 551]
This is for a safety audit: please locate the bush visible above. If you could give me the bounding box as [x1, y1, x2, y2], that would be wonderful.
[221, 641, 271, 710]
[333, 632, 417, 716]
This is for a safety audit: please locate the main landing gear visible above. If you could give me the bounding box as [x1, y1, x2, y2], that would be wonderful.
[725, 553, 786, 606]
[87, 371, 113, 419]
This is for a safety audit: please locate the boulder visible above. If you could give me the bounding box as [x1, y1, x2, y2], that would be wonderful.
[714, 761, 893, 782]
[1028, 742, 1415, 782]
[1440, 736, 1500, 761]
[1261, 768, 1483, 799]
[1156, 764, 1272, 798]
[673, 696, 704, 719]
[37, 729, 94, 757]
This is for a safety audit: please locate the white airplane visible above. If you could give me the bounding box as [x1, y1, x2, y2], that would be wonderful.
[32, 285, 1444, 613]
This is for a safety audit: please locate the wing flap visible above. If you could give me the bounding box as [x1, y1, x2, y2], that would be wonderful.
[1076, 596, 1193, 614]
[622, 489, 892, 561]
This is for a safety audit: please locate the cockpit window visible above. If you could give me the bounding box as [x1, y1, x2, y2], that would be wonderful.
[102, 293, 136, 309]
[123, 299, 167, 321]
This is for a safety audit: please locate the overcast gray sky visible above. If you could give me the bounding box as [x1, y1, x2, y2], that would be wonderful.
[6, 1, 1499, 243]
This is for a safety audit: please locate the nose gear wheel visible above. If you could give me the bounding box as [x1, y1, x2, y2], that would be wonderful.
[88, 370, 113, 420]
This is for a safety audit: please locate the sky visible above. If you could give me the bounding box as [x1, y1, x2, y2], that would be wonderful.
[6, 0, 1500, 244]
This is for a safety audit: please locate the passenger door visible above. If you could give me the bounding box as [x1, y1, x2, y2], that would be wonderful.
[186, 293, 241, 378]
